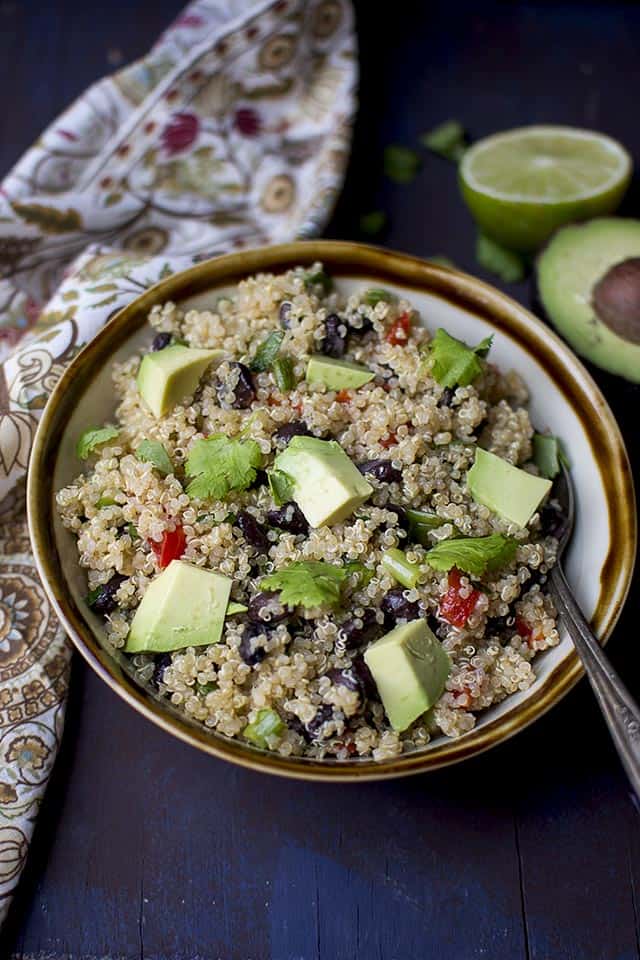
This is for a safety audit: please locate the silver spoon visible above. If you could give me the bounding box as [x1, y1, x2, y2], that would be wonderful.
[547, 463, 640, 795]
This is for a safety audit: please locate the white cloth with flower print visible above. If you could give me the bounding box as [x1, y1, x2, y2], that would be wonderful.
[0, 0, 356, 927]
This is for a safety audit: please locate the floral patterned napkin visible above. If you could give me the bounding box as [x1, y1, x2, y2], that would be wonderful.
[0, 0, 356, 926]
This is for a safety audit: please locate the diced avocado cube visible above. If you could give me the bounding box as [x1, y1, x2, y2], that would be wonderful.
[125, 559, 231, 653]
[364, 619, 451, 731]
[467, 447, 552, 527]
[306, 355, 375, 390]
[272, 436, 372, 528]
[137, 344, 224, 418]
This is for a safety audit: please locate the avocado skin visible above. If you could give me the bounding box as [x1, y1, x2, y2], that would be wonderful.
[535, 218, 640, 383]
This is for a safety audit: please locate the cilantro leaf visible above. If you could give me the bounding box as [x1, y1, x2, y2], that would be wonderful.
[76, 425, 119, 460]
[425, 328, 494, 387]
[304, 268, 333, 295]
[268, 468, 296, 506]
[136, 439, 173, 476]
[261, 560, 349, 610]
[532, 433, 569, 479]
[476, 233, 526, 283]
[420, 120, 467, 163]
[359, 210, 387, 236]
[342, 560, 375, 587]
[364, 288, 395, 306]
[249, 330, 285, 372]
[185, 435, 263, 501]
[384, 145, 421, 184]
[425, 534, 517, 578]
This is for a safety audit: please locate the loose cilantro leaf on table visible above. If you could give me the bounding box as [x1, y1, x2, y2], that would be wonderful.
[76, 426, 119, 460]
[424, 327, 493, 387]
[384, 145, 421, 184]
[420, 120, 467, 163]
[425, 534, 517, 578]
[532, 433, 570, 479]
[185, 435, 262, 500]
[249, 330, 285, 373]
[261, 560, 349, 610]
[476, 233, 526, 283]
[136, 440, 173, 476]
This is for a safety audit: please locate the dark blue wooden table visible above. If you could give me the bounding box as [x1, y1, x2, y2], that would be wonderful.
[2, 2, 640, 958]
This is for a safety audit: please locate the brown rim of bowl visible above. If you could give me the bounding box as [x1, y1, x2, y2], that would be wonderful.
[27, 241, 637, 782]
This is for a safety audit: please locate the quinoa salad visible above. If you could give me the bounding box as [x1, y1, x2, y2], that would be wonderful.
[56, 264, 564, 762]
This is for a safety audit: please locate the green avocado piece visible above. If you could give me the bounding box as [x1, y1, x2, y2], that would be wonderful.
[537, 218, 640, 383]
[125, 559, 231, 653]
[137, 344, 224, 418]
[467, 448, 551, 527]
[272, 436, 372, 528]
[306, 355, 375, 390]
[364, 619, 451, 731]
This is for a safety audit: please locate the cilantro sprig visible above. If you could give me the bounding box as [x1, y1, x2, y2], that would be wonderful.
[425, 534, 517, 578]
[261, 560, 349, 610]
[76, 425, 119, 461]
[136, 440, 173, 476]
[424, 327, 493, 388]
[185, 435, 263, 501]
[249, 330, 285, 373]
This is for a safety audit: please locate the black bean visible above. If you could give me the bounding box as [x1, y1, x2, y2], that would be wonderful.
[338, 608, 381, 650]
[438, 386, 455, 407]
[287, 713, 311, 742]
[90, 574, 126, 616]
[539, 500, 565, 539]
[279, 300, 292, 327]
[152, 653, 172, 689]
[358, 459, 402, 483]
[348, 315, 374, 336]
[248, 590, 288, 625]
[426, 613, 445, 638]
[151, 332, 173, 351]
[327, 666, 362, 695]
[381, 586, 420, 626]
[239, 623, 267, 667]
[486, 614, 515, 639]
[305, 704, 335, 741]
[266, 501, 309, 535]
[352, 655, 378, 701]
[217, 361, 255, 409]
[237, 510, 270, 553]
[248, 469, 268, 490]
[320, 313, 347, 358]
[273, 420, 312, 444]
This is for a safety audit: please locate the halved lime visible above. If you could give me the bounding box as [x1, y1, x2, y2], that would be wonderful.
[459, 126, 632, 252]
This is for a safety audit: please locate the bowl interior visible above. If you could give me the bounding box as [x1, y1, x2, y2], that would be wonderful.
[32, 244, 635, 779]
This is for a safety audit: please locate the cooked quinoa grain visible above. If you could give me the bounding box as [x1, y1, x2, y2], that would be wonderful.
[56, 264, 560, 761]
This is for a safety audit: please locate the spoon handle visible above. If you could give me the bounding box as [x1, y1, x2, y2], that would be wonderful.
[549, 564, 640, 798]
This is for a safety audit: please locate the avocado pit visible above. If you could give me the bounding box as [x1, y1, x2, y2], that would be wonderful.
[592, 257, 640, 345]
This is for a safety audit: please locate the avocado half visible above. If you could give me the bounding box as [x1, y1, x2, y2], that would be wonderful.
[536, 218, 640, 383]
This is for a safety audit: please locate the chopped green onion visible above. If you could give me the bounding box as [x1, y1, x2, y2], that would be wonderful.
[126, 523, 139, 541]
[405, 508, 443, 545]
[420, 120, 467, 163]
[476, 233, 526, 283]
[86, 586, 102, 606]
[273, 355, 296, 391]
[96, 496, 117, 509]
[304, 269, 332, 295]
[384, 145, 421, 184]
[359, 210, 387, 236]
[197, 682, 216, 696]
[243, 709, 285, 748]
[364, 288, 395, 306]
[382, 548, 421, 588]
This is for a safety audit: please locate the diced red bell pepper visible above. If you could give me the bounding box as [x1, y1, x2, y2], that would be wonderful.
[380, 432, 398, 448]
[150, 526, 186, 569]
[515, 616, 533, 641]
[336, 389, 352, 403]
[439, 567, 481, 628]
[385, 311, 412, 345]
